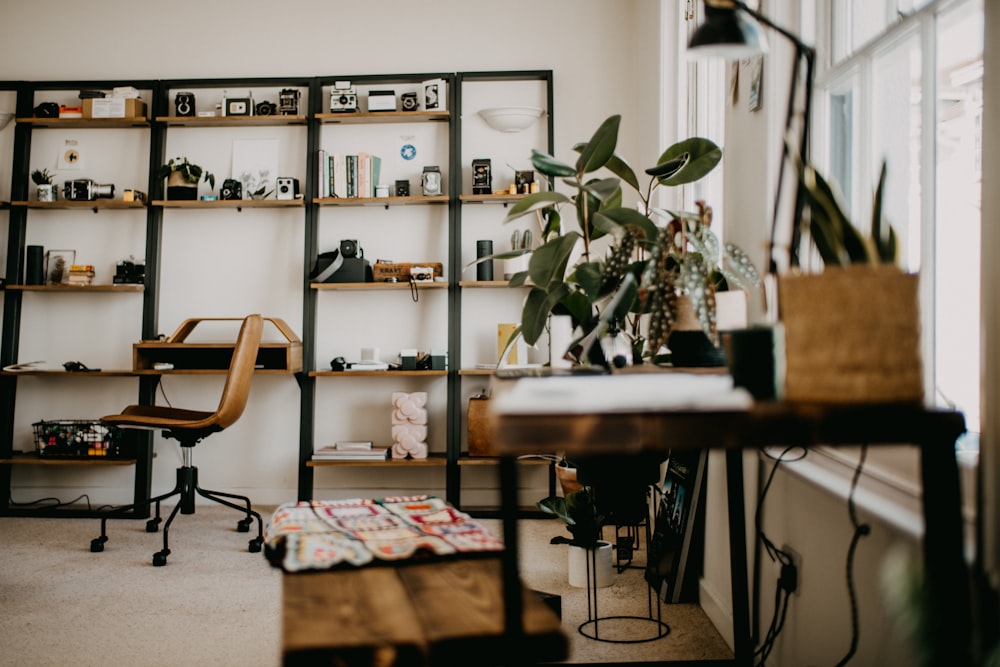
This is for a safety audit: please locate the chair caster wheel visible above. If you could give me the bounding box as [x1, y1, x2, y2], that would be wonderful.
[249, 537, 263, 553]
[90, 537, 106, 553]
[237, 518, 251, 533]
[146, 518, 161, 533]
[152, 550, 169, 567]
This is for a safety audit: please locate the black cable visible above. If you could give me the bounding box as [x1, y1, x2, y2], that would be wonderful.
[8, 492, 95, 510]
[753, 446, 807, 665]
[835, 445, 871, 667]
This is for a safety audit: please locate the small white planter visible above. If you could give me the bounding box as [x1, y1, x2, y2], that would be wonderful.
[36, 184, 57, 202]
[568, 540, 613, 588]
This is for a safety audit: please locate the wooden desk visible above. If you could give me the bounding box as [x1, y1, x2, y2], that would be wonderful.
[490, 388, 971, 667]
[282, 557, 567, 666]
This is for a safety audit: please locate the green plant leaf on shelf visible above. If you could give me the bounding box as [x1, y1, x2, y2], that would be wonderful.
[529, 149, 577, 178]
[652, 137, 722, 186]
[575, 114, 620, 175]
[505, 190, 571, 223]
[527, 232, 580, 289]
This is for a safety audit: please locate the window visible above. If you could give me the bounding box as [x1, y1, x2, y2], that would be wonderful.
[815, 0, 984, 453]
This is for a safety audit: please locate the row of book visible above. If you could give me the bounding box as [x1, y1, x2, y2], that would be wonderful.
[317, 150, 383, 199]
[312, 440, 389, 461]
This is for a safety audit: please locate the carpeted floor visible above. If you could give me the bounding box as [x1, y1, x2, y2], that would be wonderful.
[0, 505, 733, 666]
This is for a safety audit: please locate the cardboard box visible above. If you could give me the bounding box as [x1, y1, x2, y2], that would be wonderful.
[82, 98, 146, 119]
[372, 262, 443, 283]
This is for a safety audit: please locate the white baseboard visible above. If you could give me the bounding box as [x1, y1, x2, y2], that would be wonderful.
[699, 577, 734, 651]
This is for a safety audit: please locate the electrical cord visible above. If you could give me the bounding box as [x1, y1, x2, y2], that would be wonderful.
[7, 492, 108, 511]
[754, 445, 807, 666]
[835, 444, 870, 667]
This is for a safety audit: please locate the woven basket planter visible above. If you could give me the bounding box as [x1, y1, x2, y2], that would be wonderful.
[777, 265, 924, 404]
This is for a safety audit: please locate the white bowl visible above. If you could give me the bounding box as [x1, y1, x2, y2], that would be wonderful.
[478, 106, 544, 133]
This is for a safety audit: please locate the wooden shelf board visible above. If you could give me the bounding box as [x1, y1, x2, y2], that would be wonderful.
[152, 199, 304, 209]
[459, 368, 497, 376]
[457, 456, 551, 466]
[459, 193, 529, 204]
[156, 115, 308, 126]
[308, 453, 448, 467]
[310, 370, 447, 377]
[1, 369, 137, 377]
[458, 280, 517, 288]
[11, 200, 146, 210]
[312, 281, 448, 290]
[314, 195, 448, 207]
[16, 116, 149, 129]
[6, 284, 144, 292]
[131, 368, 298, 376]
[316, 111, 449, 124]
[0, 452, 137, 466]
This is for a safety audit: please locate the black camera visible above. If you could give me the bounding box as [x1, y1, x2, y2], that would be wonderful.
[276, 177, 299, 200]
[63, 179, 114, 201]
[472, 158, 492, 195]
[220, 178, 242, 200]
[113, 259, 145, 285]
[279, 88, 300, 115]
[340, 239, 359, 259]
[34, 102, 59, 118]
[255, 100, 277, 116]
[175, 91, 196, 117]
[395, 180, 410, 197]
[401, 92, 419, 112]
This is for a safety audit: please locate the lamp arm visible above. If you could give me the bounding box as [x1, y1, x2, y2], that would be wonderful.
[728, 0, 814, 56]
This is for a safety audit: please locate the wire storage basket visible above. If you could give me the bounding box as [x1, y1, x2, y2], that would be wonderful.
[32, 420, 133, 459]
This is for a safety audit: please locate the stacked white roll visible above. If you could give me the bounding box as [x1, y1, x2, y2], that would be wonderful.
[390, 392, 428, 459]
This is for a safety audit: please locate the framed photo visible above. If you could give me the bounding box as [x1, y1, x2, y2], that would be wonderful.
[422, 78, 446, 112]
[45, 249, 75, 285]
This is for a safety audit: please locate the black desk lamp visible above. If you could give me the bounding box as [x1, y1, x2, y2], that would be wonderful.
[688, 0, 816, 275]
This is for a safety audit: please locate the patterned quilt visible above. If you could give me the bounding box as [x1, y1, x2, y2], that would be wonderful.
[264, 495, 505, 572]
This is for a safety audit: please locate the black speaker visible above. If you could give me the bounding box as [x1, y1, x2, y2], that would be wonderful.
[25, 245, 44, 285]
[476, 240, 493, 281]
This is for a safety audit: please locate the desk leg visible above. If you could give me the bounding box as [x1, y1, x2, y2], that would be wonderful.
[499, 456, 526, 658]
[726, 448, 753, 666]
[920, 441, 972, 666]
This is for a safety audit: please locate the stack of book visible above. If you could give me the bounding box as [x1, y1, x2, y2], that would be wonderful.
[312, 441, 389, 461]
[316, 150, 382, 199]
[66, 265, 95, 286]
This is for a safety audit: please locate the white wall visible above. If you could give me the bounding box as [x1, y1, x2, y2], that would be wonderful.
[0, 0, 653, 508]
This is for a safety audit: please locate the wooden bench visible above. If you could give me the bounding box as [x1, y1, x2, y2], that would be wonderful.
[281, 557, 567, 666]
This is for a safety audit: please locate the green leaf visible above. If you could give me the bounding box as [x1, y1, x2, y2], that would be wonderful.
[652, 137, 722, 186]
[462, 248, 528, 273]
[527, 233, 580, 289]
[583, 177, 621, 201]
[593, 207, 659, 242]
[573, 142, 640, 192]
[508, 271, 529, 287]
[530, 149, 576, 178]
[521, 283, 571, 344]
[720, 242, 762, 292]
[575, 115, 620, 175]
[574, 261, 604, 301]
[559, 290, 595, 326]
[505, 191, 570, 223]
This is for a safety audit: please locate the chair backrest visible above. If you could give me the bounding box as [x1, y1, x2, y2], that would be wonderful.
[213, 314, 263, 430]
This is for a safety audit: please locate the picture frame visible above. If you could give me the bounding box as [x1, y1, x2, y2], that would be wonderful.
[422, 78, 446, 112]
[44, 249, 75, 285]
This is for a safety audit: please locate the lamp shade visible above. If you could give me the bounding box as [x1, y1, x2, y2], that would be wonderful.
[688, 4, 768, 60]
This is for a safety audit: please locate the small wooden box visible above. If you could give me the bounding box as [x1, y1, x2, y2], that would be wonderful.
[372, 262, 443, 283]
[82, 98, 146, 119]
[467, 396, 494, 456]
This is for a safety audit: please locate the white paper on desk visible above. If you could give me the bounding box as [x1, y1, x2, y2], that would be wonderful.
[491, 373, 754, 414]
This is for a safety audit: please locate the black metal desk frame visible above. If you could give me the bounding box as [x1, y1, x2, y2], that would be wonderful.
[494, 401, 970, 666]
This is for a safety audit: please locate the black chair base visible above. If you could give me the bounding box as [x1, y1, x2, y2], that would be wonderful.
[90, 464, 263, 566]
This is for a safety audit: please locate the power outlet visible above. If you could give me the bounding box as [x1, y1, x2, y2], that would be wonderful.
[779, 544, 801, 596]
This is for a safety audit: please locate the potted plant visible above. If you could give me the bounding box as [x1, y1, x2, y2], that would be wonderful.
[537, 486, 614, 588]
[778, 160, 924, 404]
[490, 114, 760, 368]
[31, 168, 56, 202]
[156, 157, 215, 200]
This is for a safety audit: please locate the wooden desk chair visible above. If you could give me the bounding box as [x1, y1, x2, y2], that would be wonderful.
[90, 314, 264, 566]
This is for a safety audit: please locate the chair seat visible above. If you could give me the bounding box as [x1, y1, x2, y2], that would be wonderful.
[102, 404, 218, 431]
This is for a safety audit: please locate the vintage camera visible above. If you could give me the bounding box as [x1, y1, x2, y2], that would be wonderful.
[63, 179, 114, 201]
[421, 166, 442, 196]
[220, 178, 242, 200]
[225, 97, 253, 116]
[400, 92, 419, 112]
[410, 266, 435, 283]
[113, 259, 145, 285]
[330, 81, 358, 112]
[34, 102, 59, 118]
[175, 91, 196, 117]
[255, 100, 277, 116]
[279, 88, 300, 115]
[395, 180, 410, 197]
[472, 159, 492, 195]
[276, 177, 299, 200]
